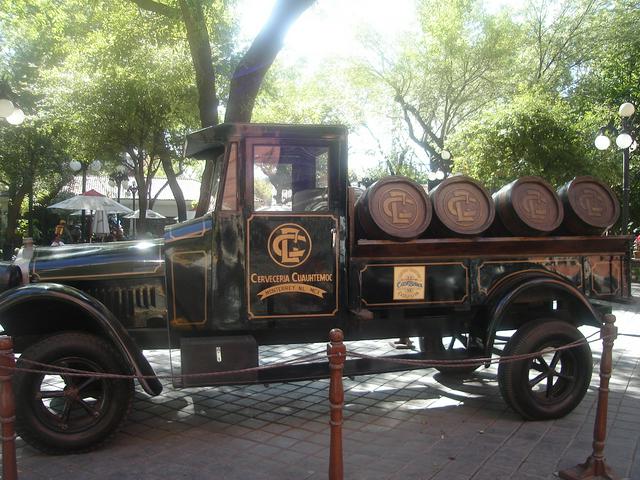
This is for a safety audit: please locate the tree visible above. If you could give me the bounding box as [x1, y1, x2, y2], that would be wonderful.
[361, 0, 519, 176]
[0, 120, 70, 257]
[131, 0, 316, 217]
[450, 88, 616, 191]
[521, 0, 602, 88]
[35, 1, 207, 227]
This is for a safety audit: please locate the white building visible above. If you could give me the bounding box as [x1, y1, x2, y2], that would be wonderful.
[62, 175, 202, 219]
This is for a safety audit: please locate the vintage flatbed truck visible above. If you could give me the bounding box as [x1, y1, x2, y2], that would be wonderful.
[0, 123, 632, 454]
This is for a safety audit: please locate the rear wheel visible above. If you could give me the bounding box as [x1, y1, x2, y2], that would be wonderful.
[14, 332, 134, 454]
[498, 319, 592, 420]
[420, 330, 482, 376]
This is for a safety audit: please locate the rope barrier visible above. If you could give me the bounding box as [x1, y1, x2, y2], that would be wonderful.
[2, 350, 328, 380]
[0, 329, 612, 380]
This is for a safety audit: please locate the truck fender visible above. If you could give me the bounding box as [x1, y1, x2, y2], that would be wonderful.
[484, 275, 601, 356]
[0, 283, 163, 396]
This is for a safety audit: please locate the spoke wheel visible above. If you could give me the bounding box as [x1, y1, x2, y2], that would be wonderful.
[35, 357, 110, 435]
[498, 319, 592, 420]
[14, 332, 134, 454]
[420, 331, 482, 376]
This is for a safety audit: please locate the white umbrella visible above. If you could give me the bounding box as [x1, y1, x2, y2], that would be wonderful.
[48, 189, 132, 214]
[91, 210, 110, 235]
[123, 209, 166, 219]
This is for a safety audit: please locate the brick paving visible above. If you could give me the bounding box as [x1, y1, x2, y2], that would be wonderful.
[9, 299, 640, 479]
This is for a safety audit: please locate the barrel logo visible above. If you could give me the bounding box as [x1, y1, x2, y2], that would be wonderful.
[577, 188, 605, 217]
[522, 190, 549, 220]
[268, 223, 312, 268]
[382, 189, 417, 226]
[446, 190, 479, 224]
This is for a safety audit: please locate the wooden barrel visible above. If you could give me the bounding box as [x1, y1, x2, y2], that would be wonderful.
[557, 176, 619, 235]
[492, 176, 563, 236]
[356, 176, 431, 241]
[428, 175, 495, 236]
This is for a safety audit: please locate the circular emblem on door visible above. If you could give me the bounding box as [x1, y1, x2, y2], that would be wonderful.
[268, 223, 312, 268]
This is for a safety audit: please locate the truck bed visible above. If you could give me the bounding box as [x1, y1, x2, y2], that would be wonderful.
[349, 235, 632, 309]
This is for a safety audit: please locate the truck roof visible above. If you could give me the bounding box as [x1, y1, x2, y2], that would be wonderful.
[184, 123, 348, 159]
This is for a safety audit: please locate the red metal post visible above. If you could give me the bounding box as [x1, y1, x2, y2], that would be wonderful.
[559, 313, 619, 480]
[0, 335, 18, 480]
[327, 328, 346, 480]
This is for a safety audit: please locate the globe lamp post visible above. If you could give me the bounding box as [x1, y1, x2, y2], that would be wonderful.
[595, 102, 637, 234]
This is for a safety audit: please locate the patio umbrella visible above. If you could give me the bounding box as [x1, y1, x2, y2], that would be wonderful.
[48, 189, 132, 214]
[123, 209, 166, 219]
[91, 210, 110, 236]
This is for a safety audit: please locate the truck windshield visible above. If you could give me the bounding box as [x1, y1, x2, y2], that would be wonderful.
[253, 144, 329, 212]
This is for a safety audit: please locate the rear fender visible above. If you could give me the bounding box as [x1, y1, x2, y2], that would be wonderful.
[485, 274, 601, 356]
[0, 283, 162, 396]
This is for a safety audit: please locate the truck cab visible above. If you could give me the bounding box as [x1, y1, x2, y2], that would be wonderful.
[165, 124, 349, 361]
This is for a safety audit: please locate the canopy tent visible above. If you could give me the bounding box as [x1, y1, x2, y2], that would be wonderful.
[123, 209, 166, 219]
[48, 189, 132, 214]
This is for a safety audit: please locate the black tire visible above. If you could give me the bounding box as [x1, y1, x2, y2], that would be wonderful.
[498, 319, 592, 420]
[13, 332, 134, 454]
[420, 331, 481, 376]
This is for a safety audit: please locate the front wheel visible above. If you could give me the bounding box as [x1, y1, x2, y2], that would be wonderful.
[498, 320, 592, 420]
[14, 332, 134, 454]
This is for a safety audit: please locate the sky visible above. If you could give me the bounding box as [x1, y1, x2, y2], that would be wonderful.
[233, 0, 520, 175]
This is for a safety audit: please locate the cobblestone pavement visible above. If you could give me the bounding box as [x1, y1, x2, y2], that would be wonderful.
[10, 300, 640, 480]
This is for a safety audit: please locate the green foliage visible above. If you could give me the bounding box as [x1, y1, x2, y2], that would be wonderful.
[451, 88, 616, 191]
[361, 0, 520, 173]
[253, 58, 367, 126]
[0, 118, 70, 198]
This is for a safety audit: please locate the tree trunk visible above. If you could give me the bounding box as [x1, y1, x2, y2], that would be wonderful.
[178, 0, 219, 128]
[134, 153, 148, 235]
[156, 131, 187, 222]
[178, 0, 219, 219]
[3, 184, 28, 260]
[224, 0, 315, 122]
[194, 0, 315, 217]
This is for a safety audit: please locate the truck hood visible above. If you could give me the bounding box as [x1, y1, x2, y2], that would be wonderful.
[30, 239, 164, 282]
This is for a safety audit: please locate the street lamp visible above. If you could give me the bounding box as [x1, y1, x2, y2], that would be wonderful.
[595, 102, 637, 234]
[108, 165, 129, 204]
[69, 159, 102, 193]
[0, 84, 25, 126]
[126, 182, 138, 238]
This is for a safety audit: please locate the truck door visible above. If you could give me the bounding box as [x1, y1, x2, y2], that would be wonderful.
[246, 139, 341, 320]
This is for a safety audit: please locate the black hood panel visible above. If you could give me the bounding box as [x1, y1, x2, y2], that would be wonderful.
[32, 239, 164, 282]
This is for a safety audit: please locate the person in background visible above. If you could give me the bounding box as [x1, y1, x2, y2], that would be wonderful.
[50, 234, 65, 247]
[70, 224, 82, 243]
[54, 219, 71, 243]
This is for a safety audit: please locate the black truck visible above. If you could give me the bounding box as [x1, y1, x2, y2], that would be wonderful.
[0, 123, 631, 454]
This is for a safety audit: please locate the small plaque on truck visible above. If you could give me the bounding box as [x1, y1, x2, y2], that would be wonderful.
[393, 265, 425, 300]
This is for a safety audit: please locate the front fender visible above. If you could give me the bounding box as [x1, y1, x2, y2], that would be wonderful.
[0, 283, 162, 396]
[485, 275, 602, 356]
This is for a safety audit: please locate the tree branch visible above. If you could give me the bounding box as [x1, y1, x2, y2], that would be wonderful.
[130, 0, 180, 18]
[224, 0, 315, 122]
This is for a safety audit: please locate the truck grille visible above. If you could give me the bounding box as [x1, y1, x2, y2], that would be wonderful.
[85, 285, 163, 327]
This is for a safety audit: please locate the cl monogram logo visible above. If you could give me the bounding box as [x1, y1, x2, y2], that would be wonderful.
[522, 190, 548, 219]
[578, 188, 604, 217]
[382, 189, 416, 225]
[446, 190, 478, 224]
[268, 224, 312, 268]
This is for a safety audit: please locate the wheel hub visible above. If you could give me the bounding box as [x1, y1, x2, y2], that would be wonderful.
[63, 385, 80, 400]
